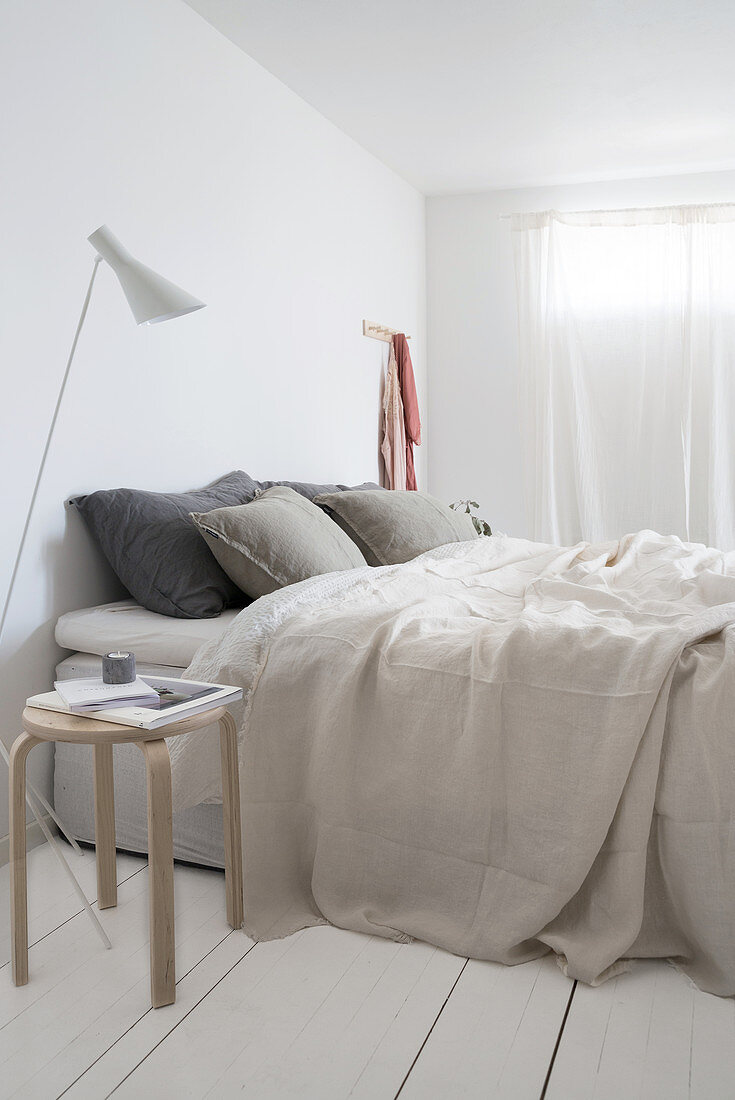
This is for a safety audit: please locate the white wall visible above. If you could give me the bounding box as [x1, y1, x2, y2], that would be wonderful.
[426, 170, 735, 538]
[0, 0, 426, 838]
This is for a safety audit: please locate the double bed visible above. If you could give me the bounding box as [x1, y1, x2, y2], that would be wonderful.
[55, 475, 735, 998]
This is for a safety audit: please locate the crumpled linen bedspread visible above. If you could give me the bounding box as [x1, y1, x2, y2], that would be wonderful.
[170, 532, 735, 996]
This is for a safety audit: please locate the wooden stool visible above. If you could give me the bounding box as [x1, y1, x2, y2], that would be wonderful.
[9, 705, 243, 1009]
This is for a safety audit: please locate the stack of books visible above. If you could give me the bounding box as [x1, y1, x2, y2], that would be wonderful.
[28, 675, 242, 731]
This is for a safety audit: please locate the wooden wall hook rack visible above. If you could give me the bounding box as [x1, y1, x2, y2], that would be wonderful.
[362, 319, 411, 343]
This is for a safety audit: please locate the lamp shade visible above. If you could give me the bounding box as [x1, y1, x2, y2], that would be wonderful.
[87, 225, 205, 325]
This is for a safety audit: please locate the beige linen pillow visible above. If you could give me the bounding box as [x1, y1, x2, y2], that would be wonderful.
[191, 486, 367, 599]
[314, 489, 479, 566]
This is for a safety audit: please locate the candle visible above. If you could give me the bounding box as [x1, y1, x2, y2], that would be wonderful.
[102, 651, 136, 685]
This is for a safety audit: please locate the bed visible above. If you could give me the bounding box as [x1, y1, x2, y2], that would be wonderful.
[58, 475, 735, 996]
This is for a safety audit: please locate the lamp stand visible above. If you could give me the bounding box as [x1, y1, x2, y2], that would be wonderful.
[1, 256, 111, 950]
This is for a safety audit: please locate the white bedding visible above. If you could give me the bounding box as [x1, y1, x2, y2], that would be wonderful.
[55, 599, 242, 667]
[171, 532, 735, 996]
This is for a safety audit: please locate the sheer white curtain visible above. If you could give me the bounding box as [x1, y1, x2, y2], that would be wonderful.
[512, 205, 735, 549]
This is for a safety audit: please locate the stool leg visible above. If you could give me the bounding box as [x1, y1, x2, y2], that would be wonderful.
[219, 712, 243, 929]
[138, 738, 175, 1008]
[9, 733, 41, 986]
[93, 744, 117, 909]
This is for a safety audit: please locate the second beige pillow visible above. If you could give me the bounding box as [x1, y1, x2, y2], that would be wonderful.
[314, 489, 479, 566]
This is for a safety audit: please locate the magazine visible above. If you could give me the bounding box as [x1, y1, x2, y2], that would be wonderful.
[28, 676, 242, 731]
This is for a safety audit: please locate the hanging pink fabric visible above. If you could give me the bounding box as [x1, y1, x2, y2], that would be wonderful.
[393, 333, 421, 490]
[380, 341, 407, 490]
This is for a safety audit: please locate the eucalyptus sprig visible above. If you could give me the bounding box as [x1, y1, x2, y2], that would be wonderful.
[450, 499, 492, 537]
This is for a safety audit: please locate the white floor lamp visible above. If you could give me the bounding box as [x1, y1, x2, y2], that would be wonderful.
[1, 225, 205, 946]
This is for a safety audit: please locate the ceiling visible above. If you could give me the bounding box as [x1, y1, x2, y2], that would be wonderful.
[184, 0, 735, 195]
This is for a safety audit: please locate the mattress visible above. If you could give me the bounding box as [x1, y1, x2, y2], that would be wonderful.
[55, 599, 242, 668]
[53, 600, 236, 868]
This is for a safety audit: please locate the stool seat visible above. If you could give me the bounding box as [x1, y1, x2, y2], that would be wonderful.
[21, 704, 228, 743]
[9, 703, 243, 1009]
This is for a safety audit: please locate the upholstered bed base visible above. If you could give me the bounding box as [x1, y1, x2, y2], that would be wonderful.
[53, 652, 225, 868]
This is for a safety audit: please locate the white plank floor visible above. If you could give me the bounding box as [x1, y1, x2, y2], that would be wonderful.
[1, 842, 733, 1099]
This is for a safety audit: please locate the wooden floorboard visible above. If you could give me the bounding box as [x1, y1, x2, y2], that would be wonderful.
[546, 959, 735, 1100]
[102, 928, 464, 1099]
[3, 843, 734, 1100]
[0, 863, 151, 1033]
[61, 931, 256, 1100]
[399, 954, 573, 1100]
[1, 863, 227, 1097]
[0, 844, 144, 971]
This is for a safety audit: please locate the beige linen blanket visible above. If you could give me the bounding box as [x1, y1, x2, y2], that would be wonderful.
[171, 532, 735, 996]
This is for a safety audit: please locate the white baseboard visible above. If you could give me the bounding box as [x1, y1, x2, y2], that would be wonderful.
[0, 815, 58, 868]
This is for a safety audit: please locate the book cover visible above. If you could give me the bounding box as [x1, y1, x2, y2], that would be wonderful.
[54, 676, 160, 711]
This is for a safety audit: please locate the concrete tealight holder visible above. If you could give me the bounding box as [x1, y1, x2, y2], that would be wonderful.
[102, 651, 136, 685]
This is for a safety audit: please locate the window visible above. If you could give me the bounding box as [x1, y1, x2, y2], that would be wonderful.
[512, 205, 735, 548]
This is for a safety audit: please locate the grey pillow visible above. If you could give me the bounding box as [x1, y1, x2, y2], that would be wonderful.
[191, 486, 367, 599]
[315, 489, 479, 566]
[262, 479, 384, 502]
[72, 471, 261, 618]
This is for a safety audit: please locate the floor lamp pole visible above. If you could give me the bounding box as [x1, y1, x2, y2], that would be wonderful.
[0, 256, 102, 646]
[1, 255, 111, 949]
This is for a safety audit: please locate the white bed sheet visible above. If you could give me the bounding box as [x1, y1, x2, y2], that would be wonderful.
[55, 599, 241, 667]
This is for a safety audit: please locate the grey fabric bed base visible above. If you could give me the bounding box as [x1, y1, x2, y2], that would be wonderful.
[53, 653, 225, 868]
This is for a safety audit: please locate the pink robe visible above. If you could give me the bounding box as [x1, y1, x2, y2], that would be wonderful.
[380, 342, 407, 490]
[393, 334, 421, 490]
